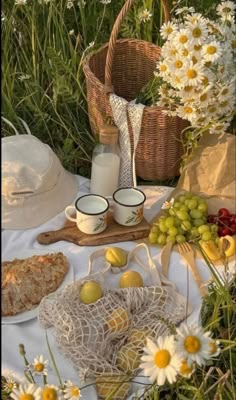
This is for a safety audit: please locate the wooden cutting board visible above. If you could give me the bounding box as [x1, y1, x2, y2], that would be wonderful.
[37, 213, 150, 246]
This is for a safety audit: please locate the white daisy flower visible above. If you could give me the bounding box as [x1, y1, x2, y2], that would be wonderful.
[11, 384, 42, 400]
[156, 61, 169, 77]
[32, 355, 49, 376]
[161, 44, 179, 59]
[41, 385, 63, 400]
[15, 0, 27, 4]
[64, 380, 82, 400]
[217, 83, 235, 100]
[160, 21, 178, 40]
[180, 85, 195, 100]
[177, 104, 198, 123]
[176, 323, 212, 366]
[2, 375, 17, 392]
[69, 29, 75, 36]
[208, 340, 221, 357]
[175, 7, 195, 16]
[196, 87, 214, 107]
[140, 336, 182, 385]
[202, 41, 223, 62]
[218, 98, 235, 115]
[161, 198, 175, 209]
[67, 1, 74, 9]
[187, 21, 208, 46]
[179, 359, 195, 378]
[174, 29, 190, 49]
[185, 13, 206, 26]
[139, 8, 152, 23]
[181, 61, 205, 87]
[216, 1, 236, 17]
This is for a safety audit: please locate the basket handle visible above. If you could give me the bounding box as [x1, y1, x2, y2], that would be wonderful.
[104, 0, 170, 93]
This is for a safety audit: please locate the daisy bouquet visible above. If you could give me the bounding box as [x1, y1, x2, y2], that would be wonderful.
[138, 1, 236, 163]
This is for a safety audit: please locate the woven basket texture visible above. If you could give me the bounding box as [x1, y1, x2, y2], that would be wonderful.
[83, 1, 188, 181]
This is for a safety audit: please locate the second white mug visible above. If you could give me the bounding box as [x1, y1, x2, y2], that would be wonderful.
[113, 187, 146, 226]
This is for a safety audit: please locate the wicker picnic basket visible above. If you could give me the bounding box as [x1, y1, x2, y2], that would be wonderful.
[83, 0, 188, 181]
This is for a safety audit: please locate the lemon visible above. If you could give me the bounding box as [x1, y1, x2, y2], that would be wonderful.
[96, 376, 130, 399]
[79, 281, 103, 304]
[106, 306, 129, 333]
[116, 343, 141, 373]
[105, 247, 127, 267]
[199, 240, 222, 261]
[119, 270, 144, 288]
[218, 235, 236, 258]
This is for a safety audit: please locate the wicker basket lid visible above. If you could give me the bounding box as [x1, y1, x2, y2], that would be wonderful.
[99, 124, 119, 145]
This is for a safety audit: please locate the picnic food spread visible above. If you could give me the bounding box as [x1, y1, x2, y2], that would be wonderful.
[2, 252, 69, 316]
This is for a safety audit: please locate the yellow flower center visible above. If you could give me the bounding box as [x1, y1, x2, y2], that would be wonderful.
[209, 342, 217, 354]
[184, 106, 193, 114]
[221, 101, 228, 107]
[192, 27, 202, 38]
[206, 45, 216, 55]
[222, 7, 231, 13]
[202, 76, 209, 85]
[232, 39, 236, 49]
[20, 396, 34, 400]
[187, 69, 197, 79]
[184, 85, 193, 92]
[175, 76, 182, 84]
[160, 64, 167, 72]
[209, 106, 217, 113]
[175, 60, 183, 68]
[192, 56, 198, 65]
[170, 49, 177, 56]
[71, 387, 80, 397]
[7, 383, 14, 390]
[184, 336, 201, 353]
[221, 88, 228, 95]
[180, 359, 193, 376]
[200, 93, 207, 102]
[166, 27, 173, 34]
[179, 34, 188, 44]
[182, 49, 189, 56]
[34, 362, 44, 372]
[194, 45, 202, 51]
[42, 388, 58, 400]
[154, 349, 171, 368]
[205, 61, 212, 68]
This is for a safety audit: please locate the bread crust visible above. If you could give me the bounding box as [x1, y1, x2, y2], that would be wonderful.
[2, 252, 69, 316]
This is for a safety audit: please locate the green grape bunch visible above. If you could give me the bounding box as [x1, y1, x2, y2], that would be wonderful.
[148, 192, 218, 247]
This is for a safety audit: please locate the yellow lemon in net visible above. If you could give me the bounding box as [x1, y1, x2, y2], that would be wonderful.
[127, 327, 152, 348]
[105, 247, 127, 267]
[106, 306, 129, 333]
[119, 270, 144, 288]
[96, 376, 130, 400]
[116, 343, 141, 374]
[79, 281, 103, 304]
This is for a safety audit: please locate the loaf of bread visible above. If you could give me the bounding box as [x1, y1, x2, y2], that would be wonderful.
[2, 252, 69, 316]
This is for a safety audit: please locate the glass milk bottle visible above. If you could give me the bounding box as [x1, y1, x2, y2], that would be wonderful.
[90, 124, 120, 197]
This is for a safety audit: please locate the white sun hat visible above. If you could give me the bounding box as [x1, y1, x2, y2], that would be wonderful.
[2, 121, 78, 230]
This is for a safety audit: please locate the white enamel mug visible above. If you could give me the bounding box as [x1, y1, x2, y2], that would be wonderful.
[113, 187, 146, 226]
[65, 194, 109, 235]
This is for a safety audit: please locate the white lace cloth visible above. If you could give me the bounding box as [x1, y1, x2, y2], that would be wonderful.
[109, 94, 145, 187]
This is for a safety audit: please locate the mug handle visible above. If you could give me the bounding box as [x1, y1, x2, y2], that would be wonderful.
[65, 205, 77, 222]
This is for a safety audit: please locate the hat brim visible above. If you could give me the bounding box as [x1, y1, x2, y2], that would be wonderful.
[2, 170, 78, 230]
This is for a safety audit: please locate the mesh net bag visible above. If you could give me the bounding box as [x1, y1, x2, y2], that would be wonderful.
[38, 244, 190, 398]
